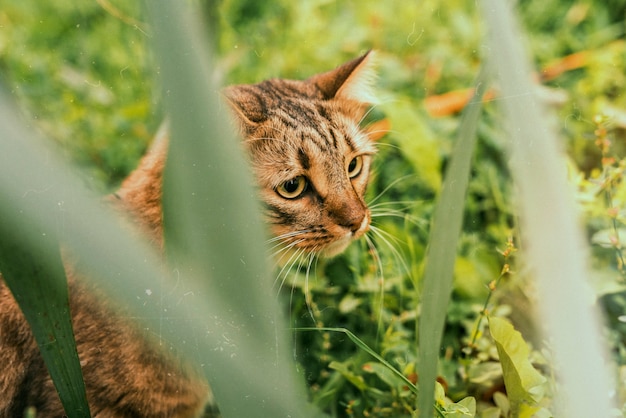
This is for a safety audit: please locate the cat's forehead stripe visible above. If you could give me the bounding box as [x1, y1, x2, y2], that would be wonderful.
[298, 147, 311, 170]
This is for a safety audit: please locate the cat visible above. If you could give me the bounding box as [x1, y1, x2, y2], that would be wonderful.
[0, 51, 379, 418]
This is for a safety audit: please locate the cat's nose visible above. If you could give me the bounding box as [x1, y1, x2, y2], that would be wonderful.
[342, 213, 369, 241]
[343, 213, 366, 233]
[330, 202, 369, 234]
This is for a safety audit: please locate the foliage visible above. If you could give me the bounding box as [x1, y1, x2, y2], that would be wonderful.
[488, 317, 546, 417]
[2, 0, 626, 417]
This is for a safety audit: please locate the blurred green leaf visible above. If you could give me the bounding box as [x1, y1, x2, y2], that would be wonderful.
[148, 1, 317, 416]
[489, 317, 545, 415]
[481, 0, 615, 416]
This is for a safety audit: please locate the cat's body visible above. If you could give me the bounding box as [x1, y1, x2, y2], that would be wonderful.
[0, 52, 378, 418]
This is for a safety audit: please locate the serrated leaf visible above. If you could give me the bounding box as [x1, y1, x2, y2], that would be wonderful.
[489, 317, 546, 415]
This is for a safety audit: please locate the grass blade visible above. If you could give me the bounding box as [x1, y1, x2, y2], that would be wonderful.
[480, 0, 615, 416]
[297, 327, 421, 394]
[0, 159, 90, 418]
[417, 68, 488, 416]
[148, 2, 318, 416]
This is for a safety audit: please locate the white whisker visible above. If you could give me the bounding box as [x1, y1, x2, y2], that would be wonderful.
[266, 230, 307, 244]
[270, 238, 305, 262]
[368, 200, 424, 210]
[273, 246, 305, 291]
[370, 211, 428, 231]
[287, 249, 311, 325]
[364, 233, 387, 343]
[303, 250, 319, 324]
[368, 225, 412, 279]
[367, 174, 417, 206]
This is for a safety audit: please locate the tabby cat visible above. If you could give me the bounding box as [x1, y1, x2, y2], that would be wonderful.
[0, 51, 379, 418]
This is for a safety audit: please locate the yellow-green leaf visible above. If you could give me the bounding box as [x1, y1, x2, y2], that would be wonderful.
[489, 317, 546, 415]
[329, 361, 368, 391]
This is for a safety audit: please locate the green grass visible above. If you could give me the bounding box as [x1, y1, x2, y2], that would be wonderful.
[2, 0, 626, 417]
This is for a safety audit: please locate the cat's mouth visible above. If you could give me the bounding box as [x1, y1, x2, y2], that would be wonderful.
[321, 212, 370, 258]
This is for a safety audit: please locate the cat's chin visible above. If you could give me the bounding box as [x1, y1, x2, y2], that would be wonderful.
[319, 236, 354, 258]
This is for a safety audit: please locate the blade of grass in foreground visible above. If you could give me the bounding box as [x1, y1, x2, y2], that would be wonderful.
[417, 67, 488, 417]
[480, 0, 614, 416]
[148, 2, 320, 417]
[0, 190, 90, 418]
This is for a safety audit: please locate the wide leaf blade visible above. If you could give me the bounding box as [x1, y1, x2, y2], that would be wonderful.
[417, 67, 488, 417]
[0, 91, 90, 417]
[489, 317, 545, 415]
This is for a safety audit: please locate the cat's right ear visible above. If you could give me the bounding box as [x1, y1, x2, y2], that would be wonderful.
[309, 50, 378, 104]
[222, 85, 266, 135]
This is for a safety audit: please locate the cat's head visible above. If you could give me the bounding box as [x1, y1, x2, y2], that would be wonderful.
[224, 52, 378, 259]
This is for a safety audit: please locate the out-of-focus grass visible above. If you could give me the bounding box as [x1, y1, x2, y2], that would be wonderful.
[0, 0, 157, 190]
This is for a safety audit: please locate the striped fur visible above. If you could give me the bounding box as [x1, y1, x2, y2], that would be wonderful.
[225, 51, 378, 258]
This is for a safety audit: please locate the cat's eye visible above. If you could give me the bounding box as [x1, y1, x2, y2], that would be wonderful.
[347, 156, 363, 178]
[276, 176, 307, 199]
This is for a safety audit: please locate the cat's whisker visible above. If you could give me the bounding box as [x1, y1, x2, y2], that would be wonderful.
[370, 209, 428, 231]
[367, 174, 418, 206]
[368, 225, 412, 279]
[368, 200, 424, 209]
[266, 230, 303, 244]
[266, 230, 311, 248]
[357, 103, 381, 127]
[269, 238, 305, 261]
[273, 246, 306, 291]
[287, 250, 310, 326]
[356, 96, 398, 127]
[364, 233, 386, 340]
[266, 229, 318, 256]
[364, 233, 384, 286]
[371, 141, 403, 151]
[302, 249, 320, 324]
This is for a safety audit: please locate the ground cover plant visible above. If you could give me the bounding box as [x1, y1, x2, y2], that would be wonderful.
[1, 0, 626, 417]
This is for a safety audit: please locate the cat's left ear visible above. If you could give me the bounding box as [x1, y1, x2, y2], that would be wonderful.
[309, 50, 378, 104]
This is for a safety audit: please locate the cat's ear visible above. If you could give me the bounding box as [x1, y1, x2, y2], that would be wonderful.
[222, 85, 266, 134]
[309, 50, 378, 104]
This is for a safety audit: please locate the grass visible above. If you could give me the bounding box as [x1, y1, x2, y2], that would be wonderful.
[2, 0, 626, 417]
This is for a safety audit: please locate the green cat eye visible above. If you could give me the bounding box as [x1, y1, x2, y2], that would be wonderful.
[347, 155, 363, 178]
[277, 176, 307, 199]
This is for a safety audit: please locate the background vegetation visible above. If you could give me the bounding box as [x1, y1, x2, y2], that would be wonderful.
[1, 0, 626, 417]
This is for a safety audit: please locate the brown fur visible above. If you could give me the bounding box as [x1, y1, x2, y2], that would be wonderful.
[0, 52, 378, 417]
